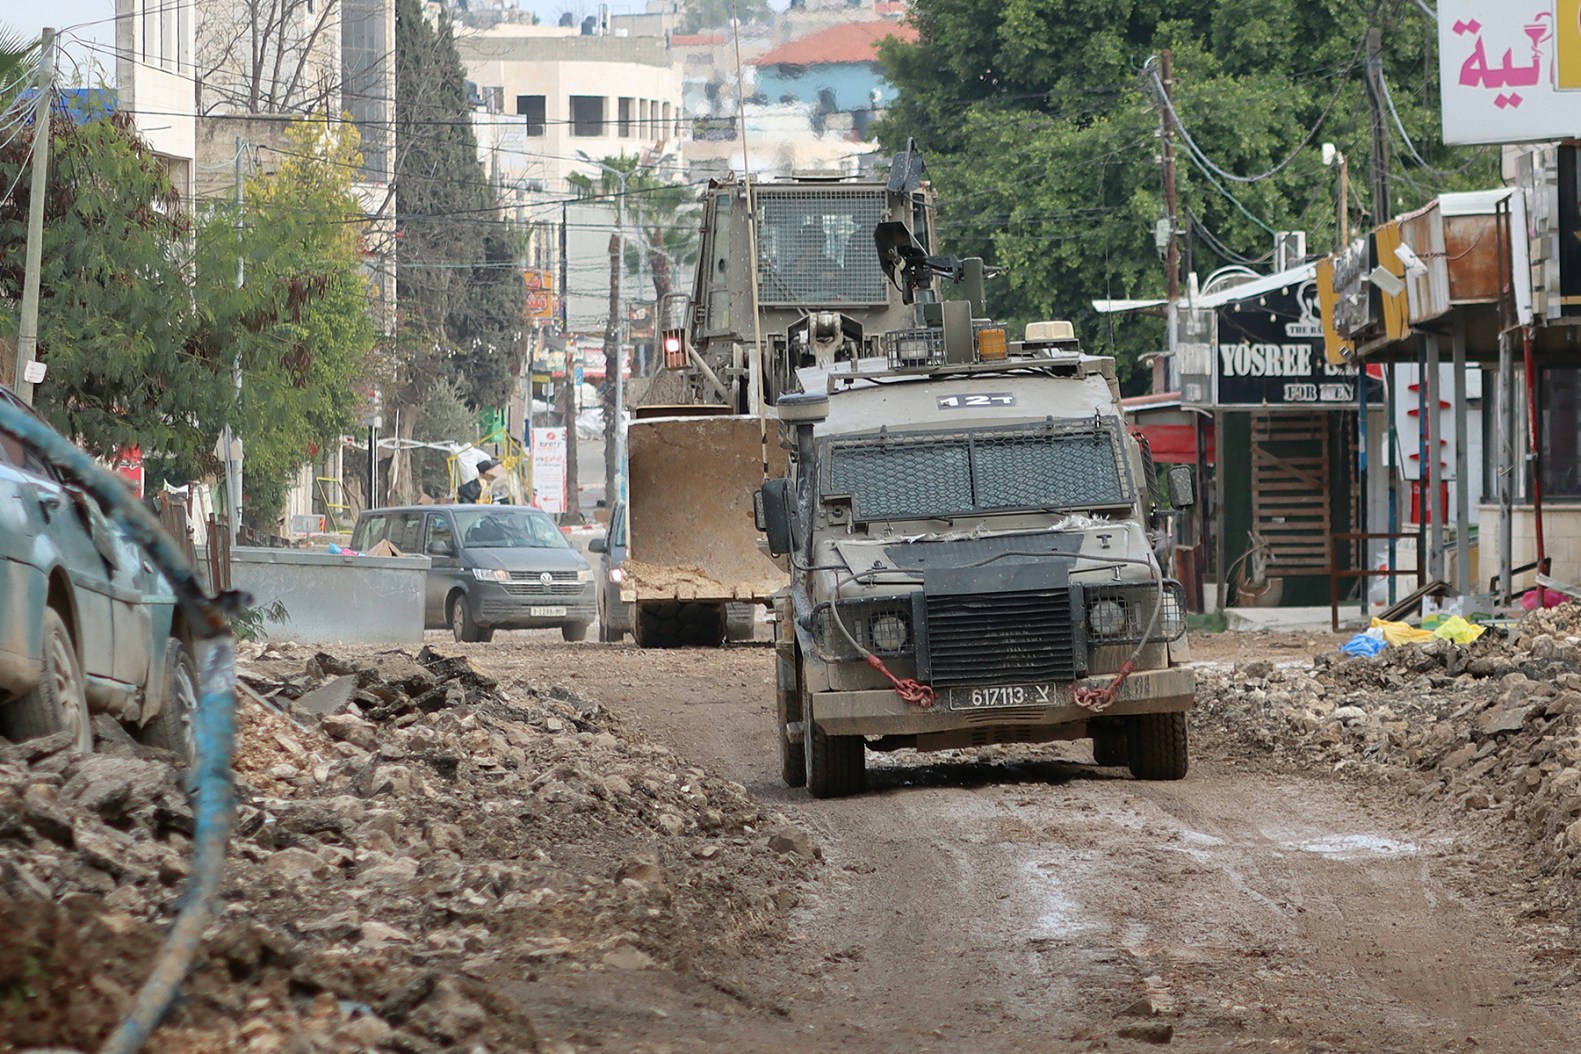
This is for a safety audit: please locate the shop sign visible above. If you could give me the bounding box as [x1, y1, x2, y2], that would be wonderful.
[1215, 281, 1365, 408]
[1439, 1, 1581, 145]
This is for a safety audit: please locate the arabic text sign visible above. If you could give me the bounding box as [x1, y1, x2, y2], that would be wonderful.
[1440, 1, 1581, 145]
[523, 269, 556, 322]
[531, 427, 567, 516]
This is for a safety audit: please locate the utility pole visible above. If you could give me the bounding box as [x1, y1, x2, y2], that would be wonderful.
[1364, 28, 1391, 226]
[13, 28, 56, 406]
[221, 139, 246, 540]
[1158, 49, 1180, 397]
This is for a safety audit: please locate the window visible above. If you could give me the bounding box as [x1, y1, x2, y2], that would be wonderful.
[618, 97, 634, 137]
[424, 513, 455, 555]
[353, 514, 389, 550]
[388, 513, 423, 553]
[516, 94, 546, 136]
[570, 95, 606, 137]
[1540, 366, 1581, 499]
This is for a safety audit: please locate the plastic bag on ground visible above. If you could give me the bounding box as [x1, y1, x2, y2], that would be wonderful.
[1431, 615, 1486, 644]
[1341, 633, 1387, 657]
[1370, 617, 1437, 646]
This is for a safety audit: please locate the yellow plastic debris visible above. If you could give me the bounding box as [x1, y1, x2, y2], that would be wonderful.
[1370, 617, 1436, 645]
[1430, 615, 1486, 644]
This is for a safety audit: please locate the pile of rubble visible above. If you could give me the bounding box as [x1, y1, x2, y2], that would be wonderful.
[1194, 606, 1581, 921]
[0, 645, 820, 1052]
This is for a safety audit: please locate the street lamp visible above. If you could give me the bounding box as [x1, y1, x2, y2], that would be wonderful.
[1322, 143, 1349, 250]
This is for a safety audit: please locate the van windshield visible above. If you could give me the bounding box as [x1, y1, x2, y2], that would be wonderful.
[455, 509, 569, 549]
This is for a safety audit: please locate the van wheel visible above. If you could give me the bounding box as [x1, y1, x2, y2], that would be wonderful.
[139, 643, 196, 764]
[561, 622, 589, 642]
[1127, 711, 1189, 781]
[725, 603, 756, 642]
[449, 594, 492, 643]
[804, 694, 863, 798]
[3, 608, 91, 754]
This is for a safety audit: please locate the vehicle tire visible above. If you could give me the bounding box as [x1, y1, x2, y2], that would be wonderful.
[449, 594, 492, 644]
[561, 622, 590, 642]
[1127, 711, 1189, 781]
[139, 642, 196, 764]
[779, 652, 806, 788]
[725, 602, 756, 642]
[598, 619, 623, 643]
[1089, 720, 1128, 766]
[3, 608, 91, 754]
[804, 694, 863, 798]
[635, 601, 725, 648]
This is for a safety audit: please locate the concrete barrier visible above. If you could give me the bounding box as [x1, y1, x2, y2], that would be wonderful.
[224, 547, 431, 645]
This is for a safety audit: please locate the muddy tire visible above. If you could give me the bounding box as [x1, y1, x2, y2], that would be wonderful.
[3, 608, 91, 754]
[598, 619, 623, 643]
[1127, 711, 1189, 781]
[725, 602, 756, 642]
[561, 622, 590, 642]
[139, 642, 196, 763]
[635, 601, 725, 649]
[779, 652, 806, 788]
[804, 695, 863, 798]
[1090, 723, 1128, 767]
[450, 594, 493, 643]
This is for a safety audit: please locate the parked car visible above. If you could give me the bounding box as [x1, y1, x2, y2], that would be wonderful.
[588, 501, 632, 642]
[351, 504, 596, 642]
[0, 384, 196, 758]
[589, 500, 757, 645]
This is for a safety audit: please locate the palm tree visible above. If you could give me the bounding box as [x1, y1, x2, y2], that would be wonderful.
[567, 155, 698, 504]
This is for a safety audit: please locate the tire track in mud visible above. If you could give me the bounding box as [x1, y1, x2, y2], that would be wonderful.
[455, 640, 1581, 1054]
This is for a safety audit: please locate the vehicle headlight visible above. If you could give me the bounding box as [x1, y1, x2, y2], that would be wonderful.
[1158, 586, 1186, 639]
[577, 568, 594, 582]
[1088, 598, 1128, 637]
[608, 567, 624, 583]
[869, 613, 908, 652]
[471, 568, 510, 582]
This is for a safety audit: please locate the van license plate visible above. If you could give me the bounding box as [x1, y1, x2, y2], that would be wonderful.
[529, 606, 567, 617]
[948, 684, 1061, 710]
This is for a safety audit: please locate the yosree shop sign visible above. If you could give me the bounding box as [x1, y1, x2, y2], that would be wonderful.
[1180, 279, 1363, 409]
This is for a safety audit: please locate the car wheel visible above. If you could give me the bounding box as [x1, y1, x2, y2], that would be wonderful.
[3, 608, 92, 754]
[779, 651, 806, 788]
[725, 602, 756, 642]
[1127, 711, 1189, 781]
[139, 642, 196, 764]
[449, 594, 492, 643]
[803, 692, 863, 799]
[561, 622, 590, 642]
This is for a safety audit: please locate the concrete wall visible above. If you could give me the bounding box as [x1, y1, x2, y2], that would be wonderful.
[1480, 504, 1581, 593]
[227, 547, 430, 645]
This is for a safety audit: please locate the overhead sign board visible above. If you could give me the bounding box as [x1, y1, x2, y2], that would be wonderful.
[1439, 1, 1581, 145]
[524, 269, 555, 322]
[1213, 281, 1367, 409]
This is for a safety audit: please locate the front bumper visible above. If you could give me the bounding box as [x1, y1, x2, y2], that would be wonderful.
[474, 582, 598, 628]
[811, 666, 1195, 737]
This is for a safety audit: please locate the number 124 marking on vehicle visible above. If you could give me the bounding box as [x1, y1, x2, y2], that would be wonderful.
[936, 393, 1016, 409]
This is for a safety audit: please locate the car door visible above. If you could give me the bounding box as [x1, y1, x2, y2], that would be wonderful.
[21, 464, 119, 684]
[422, 511, 461, 625]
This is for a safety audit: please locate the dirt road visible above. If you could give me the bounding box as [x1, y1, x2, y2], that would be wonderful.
[449, 633, 1581, 1053]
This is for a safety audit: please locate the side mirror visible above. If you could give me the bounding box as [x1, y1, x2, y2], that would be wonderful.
[1166, 464, 1196, 509]
[429, 539, 455, 557]
[588, 536, 607, 554]
[756, 478, 793, 556]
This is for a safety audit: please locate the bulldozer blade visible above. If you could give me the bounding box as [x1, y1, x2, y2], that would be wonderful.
[623, 414, 788, 603]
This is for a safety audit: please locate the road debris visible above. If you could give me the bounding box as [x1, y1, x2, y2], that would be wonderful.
[1195, 604, 1581, 926]
[0, 644, 817, 1052]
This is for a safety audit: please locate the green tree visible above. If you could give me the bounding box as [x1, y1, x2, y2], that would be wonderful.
[394, 0, 526, 414]
[876, 0, 1498, 392]
[195, 117, 377, 527]
[0, 108, 226, 466]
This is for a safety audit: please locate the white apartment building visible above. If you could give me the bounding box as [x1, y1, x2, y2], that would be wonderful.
[114, 0, 197, 205]
[456, 25, 685, 196]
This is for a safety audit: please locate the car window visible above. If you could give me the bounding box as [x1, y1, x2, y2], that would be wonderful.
[0, 426, 55, 478]
[612, 505, 626, 546]
[424, 513, 455, 554]
[455, 508, 569, 549]
[390, 513, 423, 553]
[354, 514, 388, 550]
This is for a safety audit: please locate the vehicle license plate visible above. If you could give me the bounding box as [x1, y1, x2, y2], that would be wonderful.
[529, 606, 568, 617]
[947, 683, 1061, 710]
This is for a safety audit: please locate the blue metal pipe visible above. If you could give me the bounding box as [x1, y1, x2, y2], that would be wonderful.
[0, 400, 237, 1054]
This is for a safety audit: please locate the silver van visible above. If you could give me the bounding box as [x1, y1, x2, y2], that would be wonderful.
[351, 504, 596, 642]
